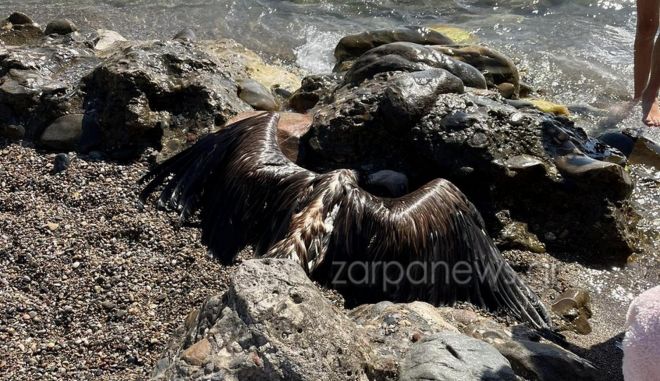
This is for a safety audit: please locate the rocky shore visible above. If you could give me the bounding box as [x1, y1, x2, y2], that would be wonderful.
[1, 11, 659, 381]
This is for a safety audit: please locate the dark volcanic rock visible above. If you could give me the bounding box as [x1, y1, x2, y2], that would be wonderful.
[334, 26, 454, 71]
[153, 259, 379, 380]
[7, 12, 34, 25]
[0, 40, 98, 139]
[400, 332, 517, 381]
[289, 74, 341, 112]
[381, 69, 464, 129]
[433, 45, 520, 98]
[302, 72, 636, 258]
[82, 40, 251, 158]
[344, 42, 487, 89]
[39, 113, 84, 150]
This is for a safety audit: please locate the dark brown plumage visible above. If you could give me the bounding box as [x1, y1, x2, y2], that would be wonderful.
[140, 112, 552, 329]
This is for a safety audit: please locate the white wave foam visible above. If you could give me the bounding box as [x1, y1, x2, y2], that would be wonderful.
[294, 26, 342, 74]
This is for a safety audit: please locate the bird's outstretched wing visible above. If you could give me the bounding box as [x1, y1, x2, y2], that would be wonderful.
[140, 112, 315, 262]
[140, 112, 552, 328]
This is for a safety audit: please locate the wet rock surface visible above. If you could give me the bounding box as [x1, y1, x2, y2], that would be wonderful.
[302, 67, 635, 258]
[0, 38, 98, 140]
[334, 26, 455, 72]
[344, 42, 487, 89]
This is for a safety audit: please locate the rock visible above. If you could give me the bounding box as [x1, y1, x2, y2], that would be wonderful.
[427, 24, 476, 44]
[600, 130, 660, 168]
[350, 301, 459, 368]
[344, 42, 487, 89]
[0, 23, 43, 45]
[237, 79, 279, 111]
[0, 39, 98, 139]
[199, 39, 302, 92]
[554, 153, 632, 199]
[334, 26, 455, 71]
[498, 220, 546, 253]
[598, 131, 636, 156]
[173, 28, 196, 41]
[154, 259, 379, 380]
[381, 69, 464, 129]
[83, 40, 252, 158]
[7, 12, 34, 25]
[497, 82, 516, 98]
[491, 339, 598, 380]
[303, 74, 637, 258]
[289, 74, 341, 112]
[181, 338, 211, 366]
[551, 288, 592, 335]
[52, 153, 71, 173]
[39, 114, 84, 150]
[433, 45, 520, 98]
[44, 19, 78, 35]
[0, 124, 25, 140]
[91, 29, 126, 51]
[400, 332, 516, 381]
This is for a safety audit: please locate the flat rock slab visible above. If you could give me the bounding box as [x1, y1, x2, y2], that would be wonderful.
[400, 332, 516, 381]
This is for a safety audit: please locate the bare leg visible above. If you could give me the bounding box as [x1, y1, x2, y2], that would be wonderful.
[634, 0, 659, 100]
[642, 33, 660, 126]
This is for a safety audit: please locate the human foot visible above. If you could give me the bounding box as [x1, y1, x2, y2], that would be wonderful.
[641, 95, 660, 126]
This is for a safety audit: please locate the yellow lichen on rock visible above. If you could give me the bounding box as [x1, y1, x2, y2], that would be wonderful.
[528, 98, 570, 116]
[428, 24, 476, 44]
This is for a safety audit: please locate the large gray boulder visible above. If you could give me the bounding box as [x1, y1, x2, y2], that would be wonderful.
[349, 301, 459, 377]
[400, 332, 517, 381]
[153, 259, 380, 380]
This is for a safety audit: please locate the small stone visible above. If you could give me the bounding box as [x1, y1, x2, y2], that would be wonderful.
[40, 114, 84, 150]
[101, 301, 116, 311]
[46, 222, 60, 231]
[7, 12, 33, 25]
[0, 125, 25, 140]
[44, 19, 78, 35]
[53, 153, 71, 173]
[92, 29, 126, 51]
[173, 28, 196, 41]
[181, 338, 211, 366]
[72, 261, 80, 269]
[238, 79, 279, 111]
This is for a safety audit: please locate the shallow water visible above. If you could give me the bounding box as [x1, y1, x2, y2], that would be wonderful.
[0, 1, 638, 115]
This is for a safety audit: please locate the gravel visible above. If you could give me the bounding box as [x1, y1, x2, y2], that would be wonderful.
[0, 140, 233, 380]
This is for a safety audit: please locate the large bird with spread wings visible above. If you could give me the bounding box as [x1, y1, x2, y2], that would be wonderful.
[141, 112, 552, 329]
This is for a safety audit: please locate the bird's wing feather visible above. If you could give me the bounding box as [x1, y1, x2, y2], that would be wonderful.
[315, 178, 552, 328]
[140, 112, 315, 262]
[140, 111, 551, 328]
